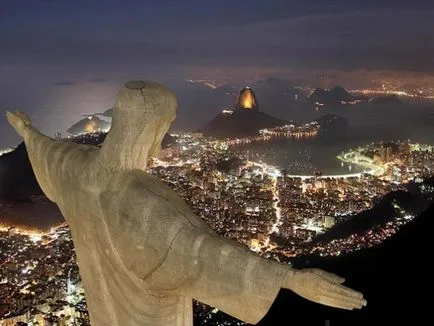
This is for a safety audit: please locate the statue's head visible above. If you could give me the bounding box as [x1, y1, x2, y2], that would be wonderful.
[100, 80, 177, 171]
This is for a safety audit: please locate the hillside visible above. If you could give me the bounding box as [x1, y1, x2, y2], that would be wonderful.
[202, 109, 286, 138]
[311, 181, 433, 245]
[310, 86, 353, 105]
[0, 143, 42, 200]
[259, 204, 434, 325]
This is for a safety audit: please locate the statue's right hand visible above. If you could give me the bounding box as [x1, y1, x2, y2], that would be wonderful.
[284, 268, 367, 310]
[6, 111, 32, 138]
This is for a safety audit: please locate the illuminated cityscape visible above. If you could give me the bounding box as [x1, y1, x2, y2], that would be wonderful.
[1, 82, 434, 325]
[151, 134, 433, 258]
[1, 126, 432, 324]
[0, 225, 88, 326]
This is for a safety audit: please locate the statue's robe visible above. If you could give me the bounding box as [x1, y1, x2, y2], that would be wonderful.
[21, 128, 288, 326]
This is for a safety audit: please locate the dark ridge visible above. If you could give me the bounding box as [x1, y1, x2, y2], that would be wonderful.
[315, 113, 348, 129]
[315, 113, 349, 140]
[309, 86, 352, 105]
[66, 115, 111, 136]
[259, 204, 434, 325]
[311, 185, 432, 245]
[102, 108, 113, 117]
[0, 142, 42, 200]
[201, 110, 286, 138]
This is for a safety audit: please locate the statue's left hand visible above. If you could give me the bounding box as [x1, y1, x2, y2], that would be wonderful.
[6, 111, 32, 137]
[284, 268, 367, 310]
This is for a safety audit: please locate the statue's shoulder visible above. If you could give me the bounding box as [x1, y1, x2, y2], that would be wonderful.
[100, 170, 206, 229]
[98, 170, 211, 279]
[98, 171, 197, 281]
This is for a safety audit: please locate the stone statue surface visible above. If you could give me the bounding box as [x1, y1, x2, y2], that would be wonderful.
[6, 81, 366, 326]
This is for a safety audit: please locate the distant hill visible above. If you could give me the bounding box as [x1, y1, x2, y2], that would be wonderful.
[265, 203, 434, 325]
[201, 109, 286, 138]
[315, 113, 349, 140]
[310, 86, 353, 105]
[310, 88, 328, 103]
[67, 115, 111, 136]
[0, 195, 63, 230]
[311, 179, 433, 245]
[0, 142, 42, 200]
[165, 77, 309, 131]
[102, 108, 113, 117]
[161, 133, 177, 148]
[316, 113, 348, 130]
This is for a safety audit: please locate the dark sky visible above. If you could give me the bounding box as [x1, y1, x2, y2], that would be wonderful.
[1, 0, 434, 146]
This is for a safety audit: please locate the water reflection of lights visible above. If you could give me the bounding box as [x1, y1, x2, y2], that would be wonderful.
[0, 222, 68, 238]
[220, 130, 319, 148]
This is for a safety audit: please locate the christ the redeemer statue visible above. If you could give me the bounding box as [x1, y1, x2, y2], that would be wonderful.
[6, 81, 366, 326]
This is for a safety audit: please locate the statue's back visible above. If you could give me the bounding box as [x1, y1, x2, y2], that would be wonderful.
[5, 80, 366, 326]
[62, 169, 205, 325]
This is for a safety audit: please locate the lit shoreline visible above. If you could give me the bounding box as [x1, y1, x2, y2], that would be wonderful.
[0, 221, 67, 236]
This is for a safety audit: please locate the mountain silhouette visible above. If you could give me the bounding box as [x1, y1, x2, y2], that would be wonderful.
[312, 182, 433, 245]
[310, 86, 353, 105]
[316, 113, 348, 129]
[67, 115, 111, 136]
[201, 109, 286, 138]
[0, 142, 42, 200]
[315, 113, 349, 140]
[258, 203, 434, 325]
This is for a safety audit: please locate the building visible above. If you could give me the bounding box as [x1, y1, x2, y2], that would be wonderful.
[379, 145, 393, 163]
[391, 166, 402, 184]
[323, 216, 336, 228]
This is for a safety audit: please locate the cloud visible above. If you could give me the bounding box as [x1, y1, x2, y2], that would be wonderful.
[2, 4, 434, 74]
[175, 10, 434, 73]
[54, 80, 77, 86]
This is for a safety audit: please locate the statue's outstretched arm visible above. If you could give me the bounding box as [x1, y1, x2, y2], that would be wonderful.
[158, 225, 366, 324]
[6, 111, 92, 203]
